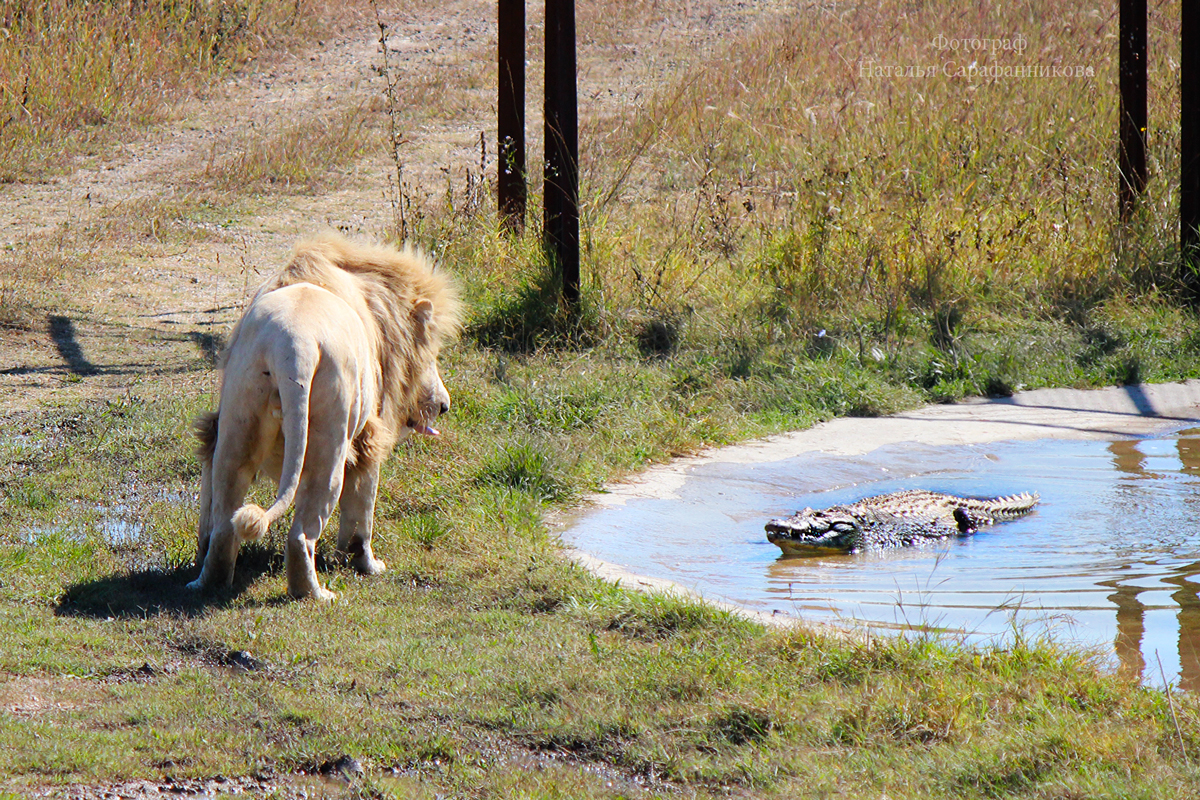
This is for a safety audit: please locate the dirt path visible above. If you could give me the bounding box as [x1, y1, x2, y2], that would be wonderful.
[0, 0, 788, 418]
[0, 0, 489, 415]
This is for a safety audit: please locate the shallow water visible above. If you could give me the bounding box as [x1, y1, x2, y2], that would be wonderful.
[562, 428, 1200, 688]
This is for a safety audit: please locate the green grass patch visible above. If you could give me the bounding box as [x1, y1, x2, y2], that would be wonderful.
[2, 0, 1200, 796]
[3, 314, 1200, 795]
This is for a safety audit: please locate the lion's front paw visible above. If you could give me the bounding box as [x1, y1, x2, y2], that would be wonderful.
[288, 582, 338, 602]
[185, 577, 206, 592]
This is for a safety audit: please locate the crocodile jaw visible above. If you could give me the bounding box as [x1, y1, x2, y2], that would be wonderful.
[765, 510, 861, 554]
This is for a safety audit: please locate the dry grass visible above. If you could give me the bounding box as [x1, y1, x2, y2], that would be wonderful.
[0, 0, 315, 181]
[196, 102, 373, 194]
[576, 0, 1181, 344]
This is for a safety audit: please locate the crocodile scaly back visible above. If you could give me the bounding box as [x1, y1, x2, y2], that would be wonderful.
[766, 489, 1039, 554]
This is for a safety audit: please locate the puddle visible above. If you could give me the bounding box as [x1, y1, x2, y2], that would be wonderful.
[562, 427, 1200, 688]
[19, 487, 194, 578]
[97, 503, 146, 546]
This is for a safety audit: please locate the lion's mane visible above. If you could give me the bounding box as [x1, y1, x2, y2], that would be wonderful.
[229, 233, 461, 436]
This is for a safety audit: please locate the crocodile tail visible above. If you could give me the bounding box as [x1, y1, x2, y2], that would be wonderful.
[990, 491, 1039, 518]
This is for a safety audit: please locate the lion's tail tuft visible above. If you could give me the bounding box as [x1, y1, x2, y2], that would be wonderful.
[232, 504, 271, 542]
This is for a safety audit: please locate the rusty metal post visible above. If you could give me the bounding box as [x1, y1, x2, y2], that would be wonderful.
[498, 0, 526, 232]
[544, 0, 579, 306]
[1182, 0, 1200, 302]
[1118, 0, 1147, 222]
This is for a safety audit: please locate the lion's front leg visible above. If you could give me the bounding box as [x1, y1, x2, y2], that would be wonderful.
[336, 457, 386, 576]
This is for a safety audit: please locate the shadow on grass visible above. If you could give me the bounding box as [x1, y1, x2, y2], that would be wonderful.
[55, 544, 282, 619]
[48, 314, 98, 376]
[468, 263, 599, 354]
[187, 330, 226, 367]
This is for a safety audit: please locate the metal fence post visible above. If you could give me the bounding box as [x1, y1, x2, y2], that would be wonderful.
[498, 0, 526, 232]
[544, 0, 579, 306]
[1182, 0, 1200, 302]
[1118, 0, 1147, 222]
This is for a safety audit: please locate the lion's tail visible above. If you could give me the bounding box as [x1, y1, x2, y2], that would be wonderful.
[231, 358, 313, 543]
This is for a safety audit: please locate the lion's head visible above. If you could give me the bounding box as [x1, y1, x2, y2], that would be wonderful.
[404, 358, 451, 438]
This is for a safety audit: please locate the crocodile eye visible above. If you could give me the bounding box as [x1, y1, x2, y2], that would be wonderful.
[832, 521, 857, 532]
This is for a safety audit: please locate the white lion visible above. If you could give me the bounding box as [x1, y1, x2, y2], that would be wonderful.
[187, 233, 460, 600]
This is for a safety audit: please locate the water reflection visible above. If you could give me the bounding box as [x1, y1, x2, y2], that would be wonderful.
[1104, 433, 1200, 688]
[1101, 572, 1147, 681]
[562, 428, 1200, 687]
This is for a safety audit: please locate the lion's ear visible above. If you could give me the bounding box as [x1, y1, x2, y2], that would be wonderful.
[413, 298, 435, 334]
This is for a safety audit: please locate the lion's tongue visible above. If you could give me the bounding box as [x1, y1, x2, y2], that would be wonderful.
[411, 423, 440, 436]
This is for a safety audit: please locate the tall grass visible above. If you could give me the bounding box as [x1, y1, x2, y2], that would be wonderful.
[412, 0, 1192, 410]
[197, 102, 371, 193]
[571, 0, 1181, 348]
[0, 0, 315, 180]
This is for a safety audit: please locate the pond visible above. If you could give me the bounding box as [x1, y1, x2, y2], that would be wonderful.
[562, 424, 1200, 688]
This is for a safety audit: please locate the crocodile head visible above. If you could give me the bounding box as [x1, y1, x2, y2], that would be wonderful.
[765, 508, 863, 554]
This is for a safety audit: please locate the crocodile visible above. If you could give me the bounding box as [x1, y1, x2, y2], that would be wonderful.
[765, 489, 1038, 555]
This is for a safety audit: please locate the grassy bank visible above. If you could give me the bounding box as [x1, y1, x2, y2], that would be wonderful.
[2, 0, 1200, 797]
[3, 374, 1200, 798]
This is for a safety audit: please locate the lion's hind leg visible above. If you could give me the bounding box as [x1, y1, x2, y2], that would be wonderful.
[187, 411, 267, 591]
[285, 429, 351, 601]
[286, 487, 341, 601]
[336, 416, 394, 576]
